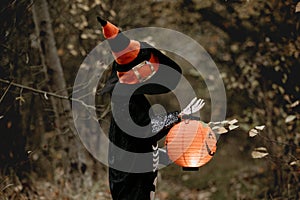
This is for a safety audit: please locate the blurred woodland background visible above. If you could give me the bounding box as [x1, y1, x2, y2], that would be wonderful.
[0, 0, 299, 199]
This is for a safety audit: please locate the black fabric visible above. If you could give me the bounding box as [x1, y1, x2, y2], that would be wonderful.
[108, 94, 180, 200]
[100, 68, 119, 95]
[101, 41, 182, 199]
[108, 94, 154, 200]
[97, 17, 107, 26]
[109, 94, 155, 153]
[109, 168, 157, 200]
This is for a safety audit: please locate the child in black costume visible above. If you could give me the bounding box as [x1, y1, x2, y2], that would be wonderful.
[98, 17, 204, 200]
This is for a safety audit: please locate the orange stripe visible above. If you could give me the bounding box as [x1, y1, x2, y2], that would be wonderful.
[102, 22, 119, 39]
[112, 40, 140, 65]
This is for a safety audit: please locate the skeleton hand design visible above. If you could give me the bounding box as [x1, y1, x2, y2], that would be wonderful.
[179, 97, 205, 117]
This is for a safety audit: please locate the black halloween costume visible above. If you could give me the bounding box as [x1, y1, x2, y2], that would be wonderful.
[101, 42, 182, 199]
[98, 18, 181, 200]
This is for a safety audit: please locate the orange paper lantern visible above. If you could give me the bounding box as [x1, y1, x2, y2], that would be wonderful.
[165, 120, 217, 170]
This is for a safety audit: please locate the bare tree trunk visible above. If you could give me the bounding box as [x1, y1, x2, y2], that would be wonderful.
[31, 0, 86, 186]
[32, 0, 72, 134]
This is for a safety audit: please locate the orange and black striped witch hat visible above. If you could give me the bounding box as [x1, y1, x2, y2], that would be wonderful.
[98, 17, 182, 94]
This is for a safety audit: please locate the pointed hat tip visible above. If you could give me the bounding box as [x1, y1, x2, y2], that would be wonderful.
[97, 16, 107, 26]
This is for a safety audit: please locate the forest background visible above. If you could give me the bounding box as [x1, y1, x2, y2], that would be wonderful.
[0, 0, 299, 199]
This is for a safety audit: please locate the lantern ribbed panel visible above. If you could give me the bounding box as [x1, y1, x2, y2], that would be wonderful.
[166, 120, 217, 168]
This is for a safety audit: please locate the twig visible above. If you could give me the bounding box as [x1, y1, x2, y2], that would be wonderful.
[0, 78, 95, 110]
[0, 80, 12, 104]
[1, 183, 14, 192]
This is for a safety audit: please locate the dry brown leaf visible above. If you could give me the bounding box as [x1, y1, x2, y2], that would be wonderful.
[221, 120, 229, 125]
[254, 147, 267, 152]
[213, 126, 228, 134]
[291, 100, 299, 108]
[251, 151, 268, 159]
[252, 147, 268, 159]
[249, 129, 258, 137]
[296, 2, 300, 13]
[285, 115, 296, 123]
[228, 119, 238, 125]
[229, 124, 239, 130]
[255, 125, 265, 130]
[290, 161, 298, 166]
[81, 33, 88, 39]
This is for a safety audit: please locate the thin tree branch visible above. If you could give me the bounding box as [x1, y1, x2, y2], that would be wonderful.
[0, 78, 95, 110]
[0, 80, 13, 104]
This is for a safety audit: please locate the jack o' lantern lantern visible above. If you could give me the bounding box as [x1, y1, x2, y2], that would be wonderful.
[165, 120, 217, 171]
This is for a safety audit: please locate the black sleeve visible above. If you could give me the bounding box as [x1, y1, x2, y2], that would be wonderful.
[133, 42, 182, 95]
[99, 65, 118, 95]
